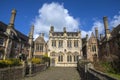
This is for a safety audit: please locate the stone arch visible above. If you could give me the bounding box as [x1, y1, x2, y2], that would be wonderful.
[50, 52, 56, 56]
[73, 51, 79, 55]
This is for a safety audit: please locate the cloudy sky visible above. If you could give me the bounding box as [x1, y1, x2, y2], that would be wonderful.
[0, 0, 120, 41]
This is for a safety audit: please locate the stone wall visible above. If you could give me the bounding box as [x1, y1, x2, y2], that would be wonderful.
[32, 64, 47, 74]
[0, 66, 24, 80]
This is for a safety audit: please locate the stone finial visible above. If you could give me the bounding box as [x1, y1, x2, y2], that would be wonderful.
[95, 27, 98, 39]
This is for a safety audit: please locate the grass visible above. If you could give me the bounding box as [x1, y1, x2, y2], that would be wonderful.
[106, 72, 120, 80]
[94, 62, 120, 80]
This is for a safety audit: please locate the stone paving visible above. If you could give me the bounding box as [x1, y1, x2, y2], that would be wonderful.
[22, 67, 81, 80]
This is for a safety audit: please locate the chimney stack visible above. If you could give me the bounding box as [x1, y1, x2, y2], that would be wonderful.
[63, 27, 66, 33]
[95, 27, 98, 39]
[100, 34, 103, 40]
[40, 33, 44, 37]
[103, 16, 110, 37]
[50, 26, 54, 32]
[9, 9, 16, 28]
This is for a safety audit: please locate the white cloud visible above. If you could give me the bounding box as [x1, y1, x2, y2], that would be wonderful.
[33, 2, 79, 41]
[81, 30, 92, 38]
[92, 21, 104, 34]
[33, 2, 120, 41]
[110, 13, 120, 27]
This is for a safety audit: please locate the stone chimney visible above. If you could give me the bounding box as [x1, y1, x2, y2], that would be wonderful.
[95, 27, 98, 39]
[103, 16, 110, 38]
[28, 25, 34, 59]
[50, 26, 54, 33]
[8, 9, 16, 28]
[86, 34, 88, 41]
[29, 25, 34, 39]
[40, 33, 44, 37]
[100, 34, 103, 40]
[63, 27, 66, 33]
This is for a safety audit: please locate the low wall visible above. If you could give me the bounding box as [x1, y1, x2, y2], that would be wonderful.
[77, 61, 117, 80]
[32, 64, 47, 74]
[0, 66, 24, 80]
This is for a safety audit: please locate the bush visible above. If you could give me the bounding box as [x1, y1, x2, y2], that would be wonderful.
[100, 61, 116, 73]
[31, 58, 42, 64]
[0, 58, 22, 68]
[42, 55, 50, 63]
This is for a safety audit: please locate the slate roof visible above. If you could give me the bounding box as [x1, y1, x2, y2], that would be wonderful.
[111, 24, 120, 36]
[0, 21, 28, 42]
[35, 36, 45, 43]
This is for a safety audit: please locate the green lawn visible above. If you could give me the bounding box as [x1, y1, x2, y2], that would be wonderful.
[107, 72, 120, 80]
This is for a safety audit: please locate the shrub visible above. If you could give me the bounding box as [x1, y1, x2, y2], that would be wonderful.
[0, 58, 22, 68]
[100, 61, 116, 73]
[31, 58, 42, 64]
[42, 55, 50, 63]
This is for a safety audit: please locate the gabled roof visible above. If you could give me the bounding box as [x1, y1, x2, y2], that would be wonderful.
[35, 36, 45, 43]
[111, 24, 120, 36]
[90, 32, 95, 38]
[0, 21, 28, 42]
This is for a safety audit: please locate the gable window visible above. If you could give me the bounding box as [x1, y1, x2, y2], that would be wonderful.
[92, 44, 96, 52]
[36, 43, 43, 52]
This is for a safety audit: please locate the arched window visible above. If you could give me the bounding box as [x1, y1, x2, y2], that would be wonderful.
[67, 55, 72, 62]
[58, 55, 63, 62]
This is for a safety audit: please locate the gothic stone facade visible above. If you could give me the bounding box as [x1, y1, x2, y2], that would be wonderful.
[0, 9, 34, 60]
[47, 27, 82, 67]
[34, 33, 47, 58]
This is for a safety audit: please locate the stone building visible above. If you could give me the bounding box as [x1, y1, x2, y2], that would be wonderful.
[0, 9, 34, 60]
[34, 33, 47, 58]
[47, 26, 82, 67]
[99, 17, 120, 62]
[82, 30, 98, 62]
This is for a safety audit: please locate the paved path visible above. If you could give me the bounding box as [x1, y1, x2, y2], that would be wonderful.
[22, 67, 81, 80]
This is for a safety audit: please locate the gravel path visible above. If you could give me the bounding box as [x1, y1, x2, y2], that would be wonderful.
[22, 67, 81, 80]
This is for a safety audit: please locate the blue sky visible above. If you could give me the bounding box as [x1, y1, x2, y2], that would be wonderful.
[0, 0, 120, 40]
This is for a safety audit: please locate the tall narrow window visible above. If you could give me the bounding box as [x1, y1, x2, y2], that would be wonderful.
[39, 43, 43, 52]
[58, 40, 63, 48]
[67, 40, 72, 48]
[36, 43, 43, 52]
[74, 55, 79, 62]
[58, 55, 63, 62]
[92, 44, 96, 52]
[74, 40, 78, 47]
[67, 55, 72, 62]
[52, 40, 56, 47]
